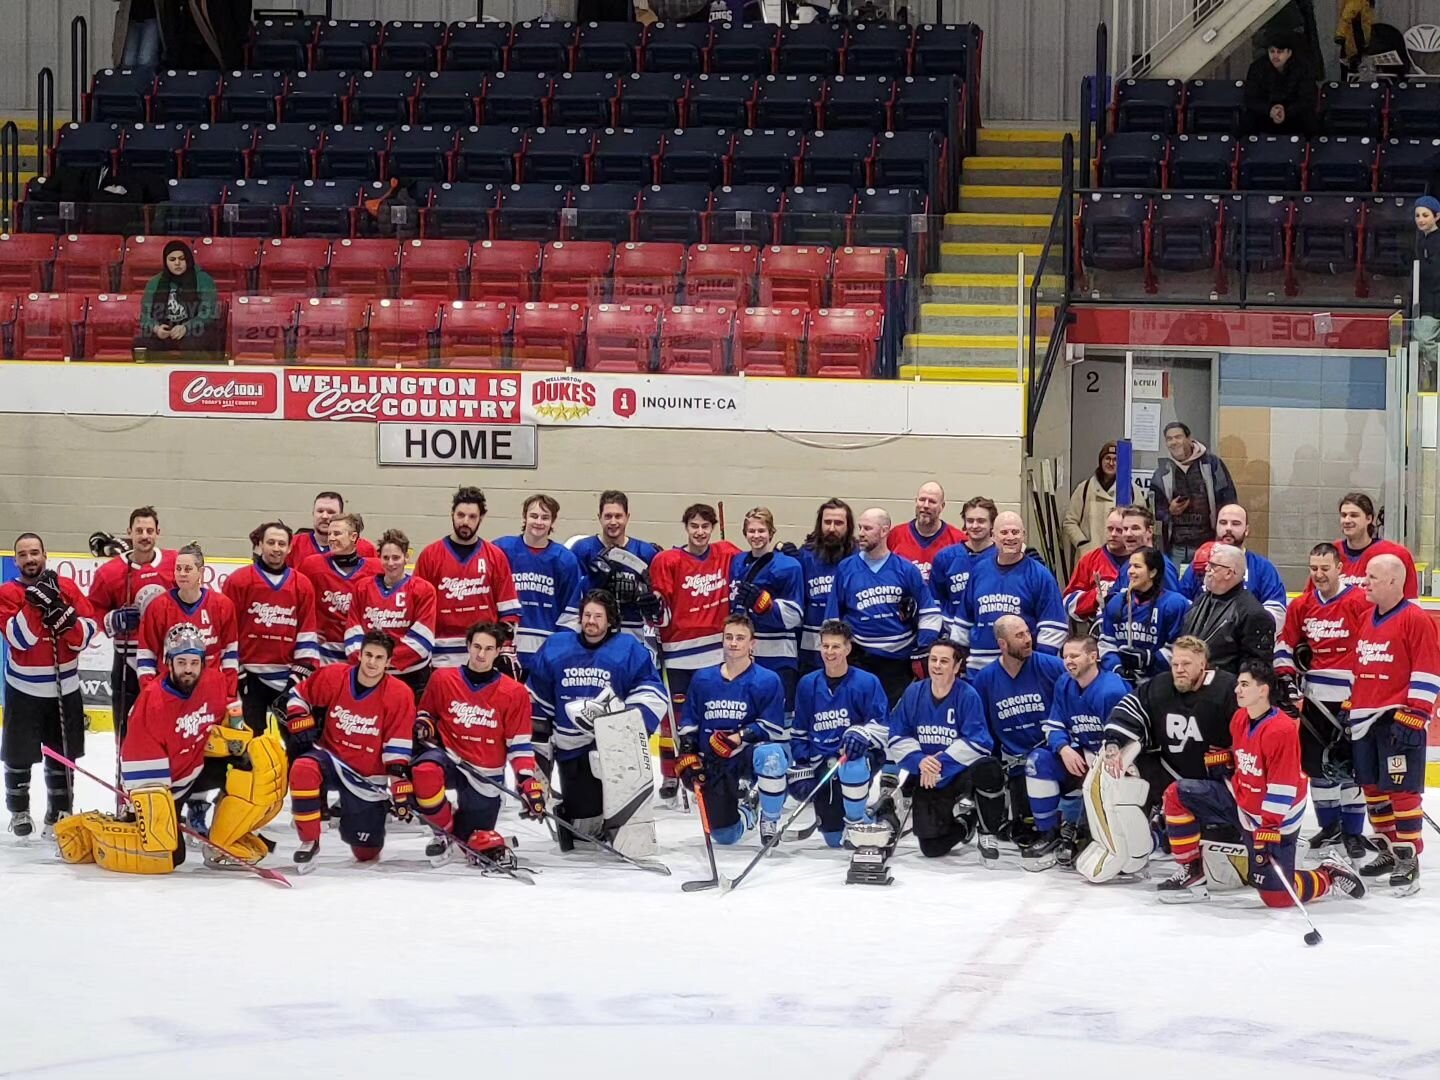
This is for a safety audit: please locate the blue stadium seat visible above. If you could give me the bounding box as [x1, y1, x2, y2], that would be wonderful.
[387, 125, 457, 183]
[592, 127, 664, 186]
[1238, 135, 1304, 190]
[686, 76, 754, 129]
[1080, 191, 1148, 271]
[1113, 78, 1181, 134]
[777, 22, 844, 76]
[569, 183, 638, 242]
[251, 123, 322, 179]
[350, 71, 418, 124]
[1388, 82, 1440, 138]
[1318, 81, 1384, 137]
[316, 125, 391, 180]
[156, 178, 225, 235]
[1167, 134, 1234, 190]
[660, 127, 733, 186]
[1149, 193, 1219, 274]
[378, 21, 446, 71]
[1098, 132, 1165, 188]
[707, 184, 779, 244]
[1306, 136, 1375, 192]
[414, 71, 483, 126]
[1377, 138, 1440, 193]
[801, 129, 874, 186]
[183, 122, 255, 178]
[51, 123, 120, 172]
[731, 128, 802, 186]
[1291, 195, 1360, 277]
[575, 21, 642, 73]
[873, 129, 941, 195]
[1223, 194, 1289, 274]
[912, 24, 975, 78]
[710, 23, 778, 75]
[551, 72, 620, 128]
[495, 184, 569, 242]
[1183, 79, 1246, 135]
[824, 76, 893, 130]
[892, 76, 953, 134]
[291, 178, 363, 237]
[88, 68, 154, 123]
[844, 24, 913, 77]
[444, 21, 512, 72]
[118, 123, 188, 179]
[853, 186, 926, 249]
[219, 70, 286, 124]
[314, 20, 380, 70]
[483, 72, 552, 127]
[755, 75, 823, 130]
[423, 181, 499, 239]
[522, 128, 595, 186]
[619, 73, 689, 128]
[781, 185, 854, 246]
[455, 125, 524, 183]
[152, 70, 221, 122]
[249, 18, 318, 70]
[510, 21, 578, 72]
[1363, 196, 1416, 280]
[636, 183, 710, 244]
[222, 178, 293, 237]
[284, 70, 352, 124]
[643, 24, 712, 74]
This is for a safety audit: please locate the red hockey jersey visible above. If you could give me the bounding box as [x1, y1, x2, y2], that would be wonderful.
[1334, 538, 1419, 598]
[1273, 585, 1367, 703]
[287, 530, 377, 569]
[0, 578, 98, 698]
[221, 564, 320, 691]
[120, 666, 230, 795]
[1061, 545, 1127, 622]
[887, 521, 966, 582]
[286, 664, 414, 793]
[413, 538, 521, 668]
[299, 554, 382, 665]
[1229, 706, 1308, 835]
[88, 549, 177, 668]
[344, 573, 438, 675]
[1348, 599, 1440, 739]
[417, 666, 535, 785]
[650, 542, 740, 670]
[135, 587, 240, 701]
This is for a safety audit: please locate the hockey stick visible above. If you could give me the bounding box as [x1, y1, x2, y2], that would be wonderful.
[39, 744, 292, 888]
[1426, 810, 1440, 838]
[424, 823, 535, 884]
[721, 755, 846, 894]
[681, 776, 722, 892]
[717, 501, 726, 542]
[1264, 848, 1323, 947]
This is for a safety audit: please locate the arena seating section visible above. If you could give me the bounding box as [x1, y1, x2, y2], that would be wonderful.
[1082, 77, 1440, 299]
[2, 17, 983, 375]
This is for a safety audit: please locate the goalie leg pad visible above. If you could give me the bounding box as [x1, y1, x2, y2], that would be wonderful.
[1200, 839, 1250, 890]
[1077, 763, 1155, 883]
[54, 812, 98, 864]
[592, 708, 657, 858]
[59, 790, 181, 875]
[210, 732, 286, 863]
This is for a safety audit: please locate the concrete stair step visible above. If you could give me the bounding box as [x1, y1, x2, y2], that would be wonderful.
[941, 212, 1054, 244]
[962, 156, 1067, 186]
[958, 184, 1062, 214]
[903, 332, 1048, 368]
[898, 363, 1025, 382]
[939, 241, 1043, 274]
[924, 270, 1063, 303]
[919, 300, 1055, 335]
[976, 127, 1079, 158]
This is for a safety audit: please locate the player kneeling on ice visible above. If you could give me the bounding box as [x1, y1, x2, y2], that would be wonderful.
[1157, 660, 1364, 905]
[55, 624, 286, 874]
[412, 621, 545, 869]
[675, 614, 789, 844]
[879, 639, 1008, 862]
[283, 632, 416, 871]
[788, 619, 889, 847]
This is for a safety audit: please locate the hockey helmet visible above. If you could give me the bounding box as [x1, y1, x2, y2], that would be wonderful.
[164, 622, 208, 662]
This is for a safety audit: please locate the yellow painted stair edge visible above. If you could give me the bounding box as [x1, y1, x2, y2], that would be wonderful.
[898, 365, 1022, 382]
[905, 333, 1051, 349]
[941, 241, 1046, 257]
[944, 212, 1054, 226]
[960, 184, 1063, 199]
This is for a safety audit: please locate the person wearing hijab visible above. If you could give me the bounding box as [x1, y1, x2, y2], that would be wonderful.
[138, 241, 220, 356]
[1244, 29, 1317, 136]
[1417, 195, 1440, 364]
[1063, 441, 1119, 558]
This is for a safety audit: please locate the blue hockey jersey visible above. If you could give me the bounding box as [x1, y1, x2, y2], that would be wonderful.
[824, 552, 942, 660]
[931, 543, 996, 639]
[1043, 669, 1129, 754]
[954, 555, 1068, 674]
[1097, 587, 1191, 678]
[527, 629, 668, 762]
[791, 665, 890, 762]
[570, 535, 663, 638]
[1178, 549, 1287, 626]
[729, 549, 804, 671]
[493, 535, 583, 658]
[681, 661, 788, 745]
[797, 546, 845, 671]
[970, 652, 1066, 759]
[886, 677, 993, 785]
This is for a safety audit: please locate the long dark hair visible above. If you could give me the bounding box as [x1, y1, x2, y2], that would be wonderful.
[154, 240, 201, 321]
[803, 497, 856, 558]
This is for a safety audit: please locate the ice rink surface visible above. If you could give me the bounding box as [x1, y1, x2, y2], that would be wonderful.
[3, 735, 1438, 1080]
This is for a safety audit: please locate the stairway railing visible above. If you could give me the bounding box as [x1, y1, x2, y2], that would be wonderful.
[1110, 0, 1274, 81]
[1025, 133, 1075, 454]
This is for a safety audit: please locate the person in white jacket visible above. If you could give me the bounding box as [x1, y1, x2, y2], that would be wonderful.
[1063, 442, 1118, 558]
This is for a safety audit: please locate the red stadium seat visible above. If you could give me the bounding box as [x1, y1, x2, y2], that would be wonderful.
[119, 235, 185, 292]
[612, 241, 685, 304]
[0, 234, 57, 293]
[398, 238, 471, 298]
[470, 239, 542, 303]
[52, 234, 123, 294]
[659, 305, 733, 374]
[0, 291, 16, 355]
[227, 295, 297, 364]
[831, 246, 905, 310]
[327, 238, 399, 298]
[83, 293, 145, 361]
[585, 302, 660, 372]
[438, 300, 513, 369]
[296, 296, 369, 365]
[806, 306, 882, 378]
[258, 237, 332, 295]
[14, 292, 87, 360]
[735, 306, 805, 376]
[539, 240, 614, 304]
[193, 237, 261, 297]
[684, 243, 757, 305]
[758, 245, 831, 308]
[368, 297, 442, 367]
[512, 301, 586, 370]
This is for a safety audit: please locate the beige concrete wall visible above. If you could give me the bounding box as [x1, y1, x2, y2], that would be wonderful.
[0, 414, 1024, 557]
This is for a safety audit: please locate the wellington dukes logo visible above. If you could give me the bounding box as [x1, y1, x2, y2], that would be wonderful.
[530, 375, 598, 422]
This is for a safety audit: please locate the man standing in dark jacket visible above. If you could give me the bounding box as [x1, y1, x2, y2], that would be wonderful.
[1180, 545, 1273, 675]
[1151, 422, 1238, 565]
[1415, 195, 1439, 364]
[1244, 30, 1317, 136]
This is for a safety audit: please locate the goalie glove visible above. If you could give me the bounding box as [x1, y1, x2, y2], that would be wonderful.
[388, 765, 415, 821]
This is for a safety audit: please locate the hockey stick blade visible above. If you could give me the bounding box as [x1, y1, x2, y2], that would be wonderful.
[431, 827, 535, 884]
[681, 876, 721, 892]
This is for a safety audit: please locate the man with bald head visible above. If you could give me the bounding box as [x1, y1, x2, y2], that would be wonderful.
[1179, 543, 1274, 674]
[824, 508, 941, 704]
[1346, 552, 1439, 894]
[888, 481, 965, 583]
[1178, 503, 1287, 627]
[953, 511, 1067, 676]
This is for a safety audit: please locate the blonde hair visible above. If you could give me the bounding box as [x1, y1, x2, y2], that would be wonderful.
[1171, 635, 1209, 659]
[742, 507, 775, 537]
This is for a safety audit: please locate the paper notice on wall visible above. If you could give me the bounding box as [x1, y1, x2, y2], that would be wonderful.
[1131, 400, 1163, 452]
[1131, 368, 1167, 400]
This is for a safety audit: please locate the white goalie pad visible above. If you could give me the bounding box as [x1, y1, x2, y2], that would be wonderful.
[1200, 840, 1248, 890]
[1077, 762, 1154, 883]
[591, 707, 657, 858]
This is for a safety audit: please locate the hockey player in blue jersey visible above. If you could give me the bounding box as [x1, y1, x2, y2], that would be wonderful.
[952, 511, 1067, 675]
[880, 638, 1008, 859]
[1098, 547, 1190, 683]
[1021, 635, 1129, 870]
[494, 494, 583, 662]
[675, 614, 789, 844]
[1176, 504, 1287, 627]
[788, 619, 890, 847]
[1119, 504, 1183, 588]
[728, 507, 804, 710]
[796, 499, 855, 672]
[824, 508, 942, 706]
[570, 491, 663, 642]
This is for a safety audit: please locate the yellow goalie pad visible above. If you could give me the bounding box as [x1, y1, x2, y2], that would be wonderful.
[53, 790, 179, 875]
[209, 732, 287, 863]
[205, 723, 254, 758]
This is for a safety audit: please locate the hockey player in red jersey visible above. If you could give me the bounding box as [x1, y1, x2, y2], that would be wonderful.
[136, 544, 239, 703]
[414, 486, 521, 670]
[287, 490, 378, 568]
[887, 481, 966, 582]
[1331, 492, 1418, 598]
[1348, 553, 1438, 894]
[222, 521, 320, 738]
[1157, 660, 1364, 905]
[55, 623, 287, 874]
[345, 528, 437, 697]
[87, 506, 177, 737]
[284, 631, 416, 870]
[300, 512, 382, 667]
[1061, 508, 1128, 626]
[412, 622, 544, 868]
[1, 534, 98, 839]
[649, 503, 740, 801]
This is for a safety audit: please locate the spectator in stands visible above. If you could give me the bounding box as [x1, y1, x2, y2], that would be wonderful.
[1063, 441, 1118, 558]
[113, 0, 161, 67]
[1151, 421, 1237, 567]
[1416, 195, 1440, 364]
[1334, 0, 1374, 76]
[138, 241, 221, 358]
[1244, 30, 1317, 135]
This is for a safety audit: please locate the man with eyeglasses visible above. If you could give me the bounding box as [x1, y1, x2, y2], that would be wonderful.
[1179, 544, 1274, 675]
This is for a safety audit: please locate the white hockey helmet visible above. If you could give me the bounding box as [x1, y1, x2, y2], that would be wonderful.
[164, 622, 207, 662]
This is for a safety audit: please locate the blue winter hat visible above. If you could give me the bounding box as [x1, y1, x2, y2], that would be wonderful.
[1417, 195, 1440, 215]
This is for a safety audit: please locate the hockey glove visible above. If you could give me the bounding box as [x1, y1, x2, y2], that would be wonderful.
[897, 595, 917, 623]
[40, 599, 79, 635]
[586, 555, 616, 588]
[635, 590, 663, 622]
[1203, 746, 1234, 781]
[1276, 673, 1303, 706]
[518, 775, 546, 820]
[675, 752, 706, 790]
[1248, 827, 1282, 888]
[283, 709, 321, 750]
[388, 766, 415, 821]
[708, 730, 742, 758]
[731, 580, 762, 610]
[495, 648, 524, 683]
[1252, 827, 1282, 849]
[285, 663, 313, 694]
[787, 759, 818, 801]
[840, 726, 877, 762]
[911, 657, 927, 681]
[1388, 706, 1429, 748]
[105, 605, 141, 636]
[413, 716, 438, 747]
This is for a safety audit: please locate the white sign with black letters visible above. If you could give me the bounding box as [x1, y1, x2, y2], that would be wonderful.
[377, 424, 538, 468]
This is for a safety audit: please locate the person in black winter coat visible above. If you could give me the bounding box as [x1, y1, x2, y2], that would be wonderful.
[1179, 544, 1274, 676]
[1416, 196, 1439, 365]
[1244, 31, 1317, 136]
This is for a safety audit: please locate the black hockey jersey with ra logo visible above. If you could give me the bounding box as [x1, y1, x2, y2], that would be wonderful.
[1103, 668, 1238, 780]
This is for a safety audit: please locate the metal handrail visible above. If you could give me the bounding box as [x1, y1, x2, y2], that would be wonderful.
[1025, 134, 1075, 454]
[0, 121, 19, 232]
[36, 67, 54, 179]
[1112, 0, 1247, 81]
[70, 15, 88, 123]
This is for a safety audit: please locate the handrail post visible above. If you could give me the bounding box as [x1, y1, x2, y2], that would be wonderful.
[1090, 22, 1108, 188]
[1061, 133, 1075, 293]
[36, 67, 54, 179]
[0, 121, 17, 232]
[70, 15, 88, 123]
[1016, 250, 1025, 384]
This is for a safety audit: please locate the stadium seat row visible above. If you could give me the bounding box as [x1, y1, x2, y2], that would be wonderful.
[1110, 77, 1440, 139]
[0, 291, 884, 377]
